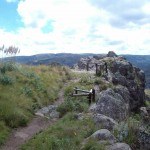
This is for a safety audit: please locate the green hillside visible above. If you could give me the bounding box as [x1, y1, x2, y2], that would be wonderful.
[0, 62, 71, 145]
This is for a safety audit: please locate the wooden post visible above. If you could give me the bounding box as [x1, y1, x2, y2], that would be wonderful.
[72, 87, 95, 105]
[95, 63, 98, 75]
[88, 93, 92, 105]
[92, 89, 95, 102]
[105, 62, 108, 73]
[75, 87, 78, 94]
[87, 62, 89, 71]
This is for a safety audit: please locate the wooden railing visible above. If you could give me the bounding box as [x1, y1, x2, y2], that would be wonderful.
[86, 62, 108, 75]
[72, 87, 95, 105]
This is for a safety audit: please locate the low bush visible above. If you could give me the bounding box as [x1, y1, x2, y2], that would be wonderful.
[21, 86, 33, 97]
[0, 75, 14, 85]
[0, 63, 16, 74]
[57, 97, 89, 117]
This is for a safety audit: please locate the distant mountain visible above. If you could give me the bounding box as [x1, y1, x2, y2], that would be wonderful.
[4, 53, 94, 67]
[3, 53, 150, 88]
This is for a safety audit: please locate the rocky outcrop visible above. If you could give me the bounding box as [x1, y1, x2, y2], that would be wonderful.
[76, 51, 145, 112]
[105, 57, 145, 111]
[76, 51, 147, 149]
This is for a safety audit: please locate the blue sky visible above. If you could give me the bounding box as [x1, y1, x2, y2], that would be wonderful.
[0, 0, 23, 31]
[0, 0, 150, 56]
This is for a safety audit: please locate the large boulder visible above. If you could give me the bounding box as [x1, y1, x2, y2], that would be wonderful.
[92, 113, 118, 130]
[90, 129, 116, 144]
[92, 89, 128, 121]
[107, 143, 132, 150]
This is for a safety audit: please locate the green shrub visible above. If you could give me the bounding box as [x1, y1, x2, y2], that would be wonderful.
[0, 75, 14, 85]
[25, 72, 38, 79]
[0, 121, 10, 146]
[94, 78, 103, 84]
[21, 86, 33, 97]
[57, 97, 88, 117]
[145, 100, 150, 107]
[0, 63, 16, 74]
[79, 75, 94, 85]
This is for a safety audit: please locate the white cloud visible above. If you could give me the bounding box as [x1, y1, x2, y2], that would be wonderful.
[1, 0, 150, 55]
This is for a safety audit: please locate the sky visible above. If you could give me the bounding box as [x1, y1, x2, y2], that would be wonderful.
[0, 0, 150, 56]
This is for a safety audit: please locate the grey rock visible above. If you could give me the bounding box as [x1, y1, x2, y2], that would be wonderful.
[107, 143, 132, 150]
[140, 107, 149, 120]
[107, 51, 118, 57]
[73, 113, 85, 120]
[92, 113, 118, 130]
[138, 129, 150, 150]
[49, 110, 59, 119]
[90, 129, 116, 144]
[39, 107, 49, 115]
[114, 85, 130, 104]
[35, 105, 59, 119]
[89, 103, 97, 112]
[93, 89, 128, 121]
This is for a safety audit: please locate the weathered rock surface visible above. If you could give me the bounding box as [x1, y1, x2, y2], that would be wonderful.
[107, 51, 118, 57]
[140, 107, 150, 122]
[105, 57, 145, 111]
[107, 142, 132, 150]
[35, 105, 59, 119]
[92, 89, 128, 121]
[92, 113, 118, 130]
[138, 128, 150, 150]
[90, 129, 116, 144]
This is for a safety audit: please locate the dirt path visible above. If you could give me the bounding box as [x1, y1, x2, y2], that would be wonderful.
[1, 87, 65, 150]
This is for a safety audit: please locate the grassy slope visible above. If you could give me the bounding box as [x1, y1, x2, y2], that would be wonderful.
[21, 72, 109, 150]
[0, 62, 70, 145]
[21, 113, 101, 150]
